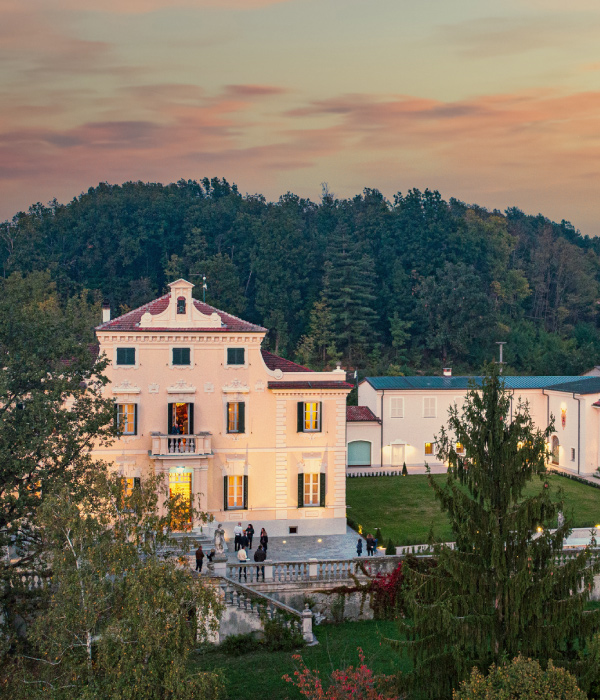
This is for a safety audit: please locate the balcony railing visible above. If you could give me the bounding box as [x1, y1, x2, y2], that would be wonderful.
[150, 432, 212, 457]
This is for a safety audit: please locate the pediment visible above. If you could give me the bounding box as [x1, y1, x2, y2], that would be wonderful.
[167, 379, 196, 394]
[112, 380, 141, 394]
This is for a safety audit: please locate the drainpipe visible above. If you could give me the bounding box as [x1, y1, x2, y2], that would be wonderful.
[510, 390, 514, 422]
[380, 390, 385, 470]
[542, 389, 550, 427]
[573, 392, 582, 475]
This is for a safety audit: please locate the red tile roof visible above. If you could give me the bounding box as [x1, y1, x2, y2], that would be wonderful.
[95, 294, 266, 333]
[593, 400, 600, 408]
[268, 381, 353, 390]
[347, 406, 380, 422]
[261, 349, 311, 373]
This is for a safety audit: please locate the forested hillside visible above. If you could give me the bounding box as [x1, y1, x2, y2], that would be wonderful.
[2, 177, 600, 376]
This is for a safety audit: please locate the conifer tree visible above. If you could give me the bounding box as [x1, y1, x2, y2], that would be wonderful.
[396, 366, 600, 698]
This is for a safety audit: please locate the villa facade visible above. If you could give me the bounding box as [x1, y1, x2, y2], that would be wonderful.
[93, 279, 351, 537]
[347, 375, 600, 477]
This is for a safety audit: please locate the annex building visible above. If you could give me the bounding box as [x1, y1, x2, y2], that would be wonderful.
[347, 374, 600, 477]
[93, 279, 351, 537]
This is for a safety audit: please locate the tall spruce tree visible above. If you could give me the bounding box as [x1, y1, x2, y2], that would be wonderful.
[397, 366, 600, 698]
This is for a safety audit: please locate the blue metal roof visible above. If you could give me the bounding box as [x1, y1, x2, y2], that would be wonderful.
[364, 376, 592, 391]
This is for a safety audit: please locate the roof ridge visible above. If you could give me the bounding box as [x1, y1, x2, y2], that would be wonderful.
[96, 292, 171, 330]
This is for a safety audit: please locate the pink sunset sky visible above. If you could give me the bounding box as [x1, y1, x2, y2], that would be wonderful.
[2, 0, 600, 233]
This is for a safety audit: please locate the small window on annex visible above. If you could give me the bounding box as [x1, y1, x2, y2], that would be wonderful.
[390, 397, 404, 418]
[455, 442, 465, 454]
[227, 348, 245, 365]
[116, 347, 136, 366]
[172, 347, 191, 366]
[423, 397, 436, 418]
[177, 296, 186, 314]
[424, 441, 435, 456]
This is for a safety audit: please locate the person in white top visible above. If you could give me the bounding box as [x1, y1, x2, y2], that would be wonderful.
[237, 546, 248, 581]
[233, 522, 243, 551]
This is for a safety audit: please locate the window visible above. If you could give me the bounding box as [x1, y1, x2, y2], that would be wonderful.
[227, 347, 245, 365]
[116, 347, 135, 366]
[390, 397, 404, 418]
[289, 526, 298, 534]
[456, 442, 464, 454]
[423, 397, 436, 418]
[297, 402, 321, 432]
[304, 473, 320, 506]
[227, 475, 244, 509]
[298, 472, 325, 508]
[172, 347, 191, 366]
[117, 403, 137, 435]
[571, 448, 576, 462]
[348, 441, 371, 466]
[424, 441, 435, 456]
[120, 477, 141, 511]
[168, 402, 194, 435]
[177, 296, 186, 314]
[227, 402, 246, 434]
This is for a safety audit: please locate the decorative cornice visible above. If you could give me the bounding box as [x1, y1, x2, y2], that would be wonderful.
[112, 380, 141, 394]
[166, 379, 196, 394]
[222, 379, 250, 394]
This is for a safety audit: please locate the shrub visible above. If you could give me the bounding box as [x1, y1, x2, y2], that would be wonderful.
[454, 655, 586, 700]
[220, 632, 261, 656]
[284, 647, 400, 699]
[375, 528, 383, 546]
[263, 617, 304, 652]
[385, 539, 396, 555]
[402, 462, 408, 476]
[371, 562, 404, 620]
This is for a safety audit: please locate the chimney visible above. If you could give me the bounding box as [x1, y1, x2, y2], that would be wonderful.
[443, 368, 452, 377]
[102, 301, 111, 324]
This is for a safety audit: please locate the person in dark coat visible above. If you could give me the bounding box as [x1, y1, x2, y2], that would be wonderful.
[259, 527, 268, 554]
[240, 531, 249, 551]
[195, 545, 204, 572]
[206, 548, 216, 563]
[254, 544, 266, 581]
[356, 538, 363, 557]
[366, 534, 375, 556]
[246, 523, 255, 549]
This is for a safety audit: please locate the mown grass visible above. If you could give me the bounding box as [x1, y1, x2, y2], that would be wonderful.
[346, 473, 600, 547]
[192, 619, 407, 700]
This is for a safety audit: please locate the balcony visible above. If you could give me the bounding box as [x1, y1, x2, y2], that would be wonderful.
[150, 432, 212, 458]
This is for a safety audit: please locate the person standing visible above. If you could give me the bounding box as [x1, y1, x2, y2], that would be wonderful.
[237, 546, 248, 582]
[246, 523, 255, 549]
[195, 545, 204, 573]
[259, 527, 268, 554]
[366, 533, 375, 556]
[356, 538, 363, 557]
[240, 530, 249, 551]
[254, 544, 266, 581]
[234, 521, 243, 551]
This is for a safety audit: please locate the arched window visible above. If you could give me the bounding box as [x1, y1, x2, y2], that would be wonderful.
[551, 436, 560, 465]
[348, 440, 372, 467]
[177, 297, 186, 314]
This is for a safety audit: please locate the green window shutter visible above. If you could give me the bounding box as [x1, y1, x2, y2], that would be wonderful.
[223, 476, 228, 511]
[133, 404, 138, 436]
[173, 348, 191, 365]
[114, 403, 119, 430]
[134, 477, 141, 489]
[298, 473, 304, 508]
[168, 403, 174, 434]
[297, 402, 304, 432]
[317, 402, 322, 432]
[116, 347, 135, 365]
[319, 473, 326, 507]
[188, 403, 194, 434]
[243, 475, 248, 510]
[227, 348, 245, 365]
[239, 403, 245, 434]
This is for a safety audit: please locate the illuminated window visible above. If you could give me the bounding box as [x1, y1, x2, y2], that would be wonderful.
[390, 397, 404, 418]
[304, 402, 320, 431]
[117, 404, 137, 435]
[227, 402, 245, 433]
[423, 397, 436, 418]
[456, 442, 464, 454]
[424, 441, 434, 456]
[304, 473, 320, 506]
[228, 475, 244, 508]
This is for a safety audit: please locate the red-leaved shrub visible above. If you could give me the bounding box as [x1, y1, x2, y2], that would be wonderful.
[371, 562, 404, 620]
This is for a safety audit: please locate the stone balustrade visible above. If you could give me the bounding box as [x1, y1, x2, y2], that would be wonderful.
[150, 432, 212, 457]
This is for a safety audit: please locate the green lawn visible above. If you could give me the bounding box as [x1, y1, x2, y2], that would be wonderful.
[346, 473, 600, 547]
[192, 620, 407, 700]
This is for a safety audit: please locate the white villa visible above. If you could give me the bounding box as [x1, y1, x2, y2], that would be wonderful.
[347, 374, 600, 476]
[93, 279, 351, 537]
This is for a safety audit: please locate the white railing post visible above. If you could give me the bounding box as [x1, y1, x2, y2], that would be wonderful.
[308, 557, 318, 580]
[264, 559, 274, 581]
[302, 604, 315, 644]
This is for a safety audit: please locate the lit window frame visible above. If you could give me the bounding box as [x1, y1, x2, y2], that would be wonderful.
[117, 403, 136, 435]
[228, 402, 240, 433]
[303, 473, 320, 506]
[228, 475, 244, 509]
[424, 441, 435, 456]
[304, 402, 320, 432]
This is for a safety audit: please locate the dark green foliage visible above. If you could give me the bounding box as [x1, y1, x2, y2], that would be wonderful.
[454, 655, 586, 700]
[385, 539, 396, 555]
[262, 617, 304, 651]
[402, 462, 408, 476]
[395, 366, 600, 698]
[3, 180, 600, 373]
[375, 528, 383, 545]
[219, 633, 261, 656]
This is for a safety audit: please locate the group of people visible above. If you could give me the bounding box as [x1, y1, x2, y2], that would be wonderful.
[234, 522, 269, 582]
[194, 544, 214, 573]
[356, 534, 378, 557]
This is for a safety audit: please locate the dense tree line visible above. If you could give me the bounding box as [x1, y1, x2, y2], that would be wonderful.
[2, 177, 600, 375]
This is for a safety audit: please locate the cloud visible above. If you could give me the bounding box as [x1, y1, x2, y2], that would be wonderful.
[225, 85, 288, 97]
[11, 0, 293, 15]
